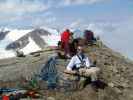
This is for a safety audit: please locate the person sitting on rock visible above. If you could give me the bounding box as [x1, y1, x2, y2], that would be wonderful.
[65, 45, 100, 83]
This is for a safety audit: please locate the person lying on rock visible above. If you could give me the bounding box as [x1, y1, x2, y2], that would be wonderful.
[65, 45, 100, 82]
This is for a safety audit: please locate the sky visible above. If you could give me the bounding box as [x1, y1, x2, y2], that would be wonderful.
[0, 0, 133, 60]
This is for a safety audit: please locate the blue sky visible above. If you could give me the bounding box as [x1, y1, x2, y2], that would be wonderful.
[0, 0, 133, 60]
[0, 0, 132, 28]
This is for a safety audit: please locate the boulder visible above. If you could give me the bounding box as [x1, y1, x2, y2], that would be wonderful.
[16, 50, 25, 57]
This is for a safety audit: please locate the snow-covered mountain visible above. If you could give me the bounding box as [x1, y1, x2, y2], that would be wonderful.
[0, 27, 60, 59]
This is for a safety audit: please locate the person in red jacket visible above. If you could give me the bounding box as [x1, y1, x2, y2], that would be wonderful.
[61, 29, 71, 58]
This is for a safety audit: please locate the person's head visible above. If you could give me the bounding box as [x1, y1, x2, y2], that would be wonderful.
[70, 32, 74, 35]
[77, 45, 84, 54]
[84, 30, 93, 33]
[58, 41, 62, 49]
[66, 29, 70, 33]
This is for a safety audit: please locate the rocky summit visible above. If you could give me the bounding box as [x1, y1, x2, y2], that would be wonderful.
[0, 41, 133, 100]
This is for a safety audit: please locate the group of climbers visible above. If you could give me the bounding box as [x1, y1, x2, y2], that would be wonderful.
[59, 29, 96, 58]
[58, 29, 100, 89]
[24, 28, 101, 92]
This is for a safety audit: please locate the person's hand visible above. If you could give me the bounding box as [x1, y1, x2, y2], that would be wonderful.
[64, 69, 77, 74]
[80, 65, 85, 68]
[86, 67, 90, 69]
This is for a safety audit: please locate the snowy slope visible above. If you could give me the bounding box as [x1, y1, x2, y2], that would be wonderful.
[6, 29, 32, 41]
[21, 37, 41, 55]
[0, 49, 15, 59]
[0, 29, 32, 49]
[0, 27, 60, 59]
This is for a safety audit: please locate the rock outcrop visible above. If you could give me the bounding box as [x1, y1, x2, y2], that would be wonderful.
[0, 42, 133, 100]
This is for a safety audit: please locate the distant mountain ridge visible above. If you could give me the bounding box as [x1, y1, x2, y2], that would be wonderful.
[0, 27, 60, 59]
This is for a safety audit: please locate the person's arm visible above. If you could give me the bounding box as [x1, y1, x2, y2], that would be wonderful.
[85, 57, 91, 68]
[66, 57, 75, 71]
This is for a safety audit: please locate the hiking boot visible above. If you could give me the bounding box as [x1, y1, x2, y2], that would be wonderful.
[91, 81, 99, 92]
[91, 80, 107, 92]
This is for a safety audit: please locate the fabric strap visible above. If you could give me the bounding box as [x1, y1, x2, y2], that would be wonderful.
[77, 54, 85, 66]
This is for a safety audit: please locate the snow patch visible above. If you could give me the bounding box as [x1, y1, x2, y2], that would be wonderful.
[21, 37, 41, 55]
[41, 35, 60, 46]
[41, 27, 59, 35]
[0, 49, 15, 59]
[6, 29, 32, 42]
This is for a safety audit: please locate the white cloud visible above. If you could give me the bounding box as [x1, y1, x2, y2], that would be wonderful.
[0, 0, 110, 18]
[108, 17, 133, 59]
[69, 20, 82, 28]
[0, 0, 49, 14]
[0, 0, 109, 27]
[85, 17, 133, 60]
[87, 22, 117, 36]
[0, 0, 51, 26]
[31, 12, 57, 27]
[58, 0, 108, 6]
